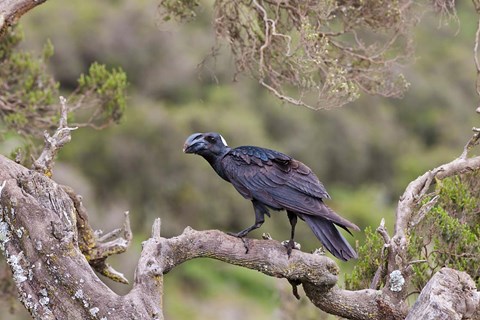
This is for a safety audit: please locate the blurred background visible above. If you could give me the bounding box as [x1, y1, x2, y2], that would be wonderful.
[1, 1, 479, 319]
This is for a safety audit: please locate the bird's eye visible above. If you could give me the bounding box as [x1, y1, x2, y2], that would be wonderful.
[206, 136, 216, 143]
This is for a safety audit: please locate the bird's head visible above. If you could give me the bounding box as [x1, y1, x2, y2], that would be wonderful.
[183, 132, 229, 157]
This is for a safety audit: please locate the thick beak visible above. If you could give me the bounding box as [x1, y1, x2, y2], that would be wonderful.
[183, 133, 204, 154]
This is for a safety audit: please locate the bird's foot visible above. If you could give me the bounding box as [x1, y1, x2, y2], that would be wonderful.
[240, 237, 251, 254]
[227, 232, 251, 254]
[282, 239, 301, 257]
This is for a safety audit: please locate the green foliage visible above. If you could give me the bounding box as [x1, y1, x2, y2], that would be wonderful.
[0, 27, 23, 60]
[348, 173, 480, 292]
[0, 28, 60, 138]
[157, 0, 417, 109]
[345, 226, 385, 290]
[346, 172, 480, 292]
[77, 62, 128, 124]
[0, 28, 128, 160]
[159, 0, 199, 21]
[409, 173, 480, 290]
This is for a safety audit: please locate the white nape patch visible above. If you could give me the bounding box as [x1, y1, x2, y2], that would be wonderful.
[220, 135, 228, 146]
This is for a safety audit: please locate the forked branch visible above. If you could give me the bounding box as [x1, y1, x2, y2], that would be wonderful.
[32, 97, 78, 176]
[379, 126, 480, 306]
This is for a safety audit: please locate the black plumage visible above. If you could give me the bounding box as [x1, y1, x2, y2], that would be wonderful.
[183, 132, 359, 261]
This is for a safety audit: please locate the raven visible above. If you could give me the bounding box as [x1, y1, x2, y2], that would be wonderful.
[183, 132, 359, 261]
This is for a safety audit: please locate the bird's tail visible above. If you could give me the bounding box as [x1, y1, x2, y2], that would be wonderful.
[302, 214, 358, 261]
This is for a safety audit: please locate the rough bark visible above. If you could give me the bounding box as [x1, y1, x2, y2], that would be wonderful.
[406, 268, 480, 320]
[0, 155, 163, 319]
[0, 0, 47, 36]
[304, 284, 405, 320]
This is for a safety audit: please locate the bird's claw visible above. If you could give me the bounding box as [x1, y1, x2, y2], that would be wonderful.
[240, 237, 251, 254]
[227, 232, 251, 254]
[282, 239, 301, 257]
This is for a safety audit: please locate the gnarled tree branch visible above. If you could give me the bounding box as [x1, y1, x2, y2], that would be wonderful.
[0, 0, 47, 36]
[0, 155, 162, 319]
[153, 227, 338, 284]
[379, 127, 480, 306]
[63, 186, 132, 284]
[0, 97, 478, 320]
[0, 152, 479, 319]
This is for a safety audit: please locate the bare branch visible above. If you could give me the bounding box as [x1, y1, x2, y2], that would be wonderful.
[474, 17, 480, 97]
[0, 155, 160, 319]
[304, 284, 406, 320]
[86, 212, 132, 284]
[460, 127, 480, 159]
[63, 186, 132, 284]
[0, 0, 47, 36]
[383, 129, 480, 304]
[259, 79, 315, 109]
[395, 131, 480, 241]
[131, 223, 413, 320]
[376, 218, 391, 245]
[369, 218, 391, 290]
[32, 97, 78, 176]
[150, 226, 339, 287]
[151, 218, 162, 240]
[410, 194, 439, 227]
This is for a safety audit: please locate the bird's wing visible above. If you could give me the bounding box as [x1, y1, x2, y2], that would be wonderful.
[221, 146, 345, 217]
[224, 146, 330, 198]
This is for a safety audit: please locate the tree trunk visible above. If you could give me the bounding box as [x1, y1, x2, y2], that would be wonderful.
[0, 154, 163, 319]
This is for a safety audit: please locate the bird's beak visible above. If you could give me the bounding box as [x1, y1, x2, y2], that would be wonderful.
[183, 133, 205, 154]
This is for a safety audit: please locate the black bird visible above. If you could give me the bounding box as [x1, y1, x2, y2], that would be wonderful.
[183, 132, 359, 261]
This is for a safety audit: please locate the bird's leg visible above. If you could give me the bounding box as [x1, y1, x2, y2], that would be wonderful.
[285, 211, 298, 256]
[227, 205, 265, 238]
[227, 217, 263, 254]
[227, 202, 266, 253]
